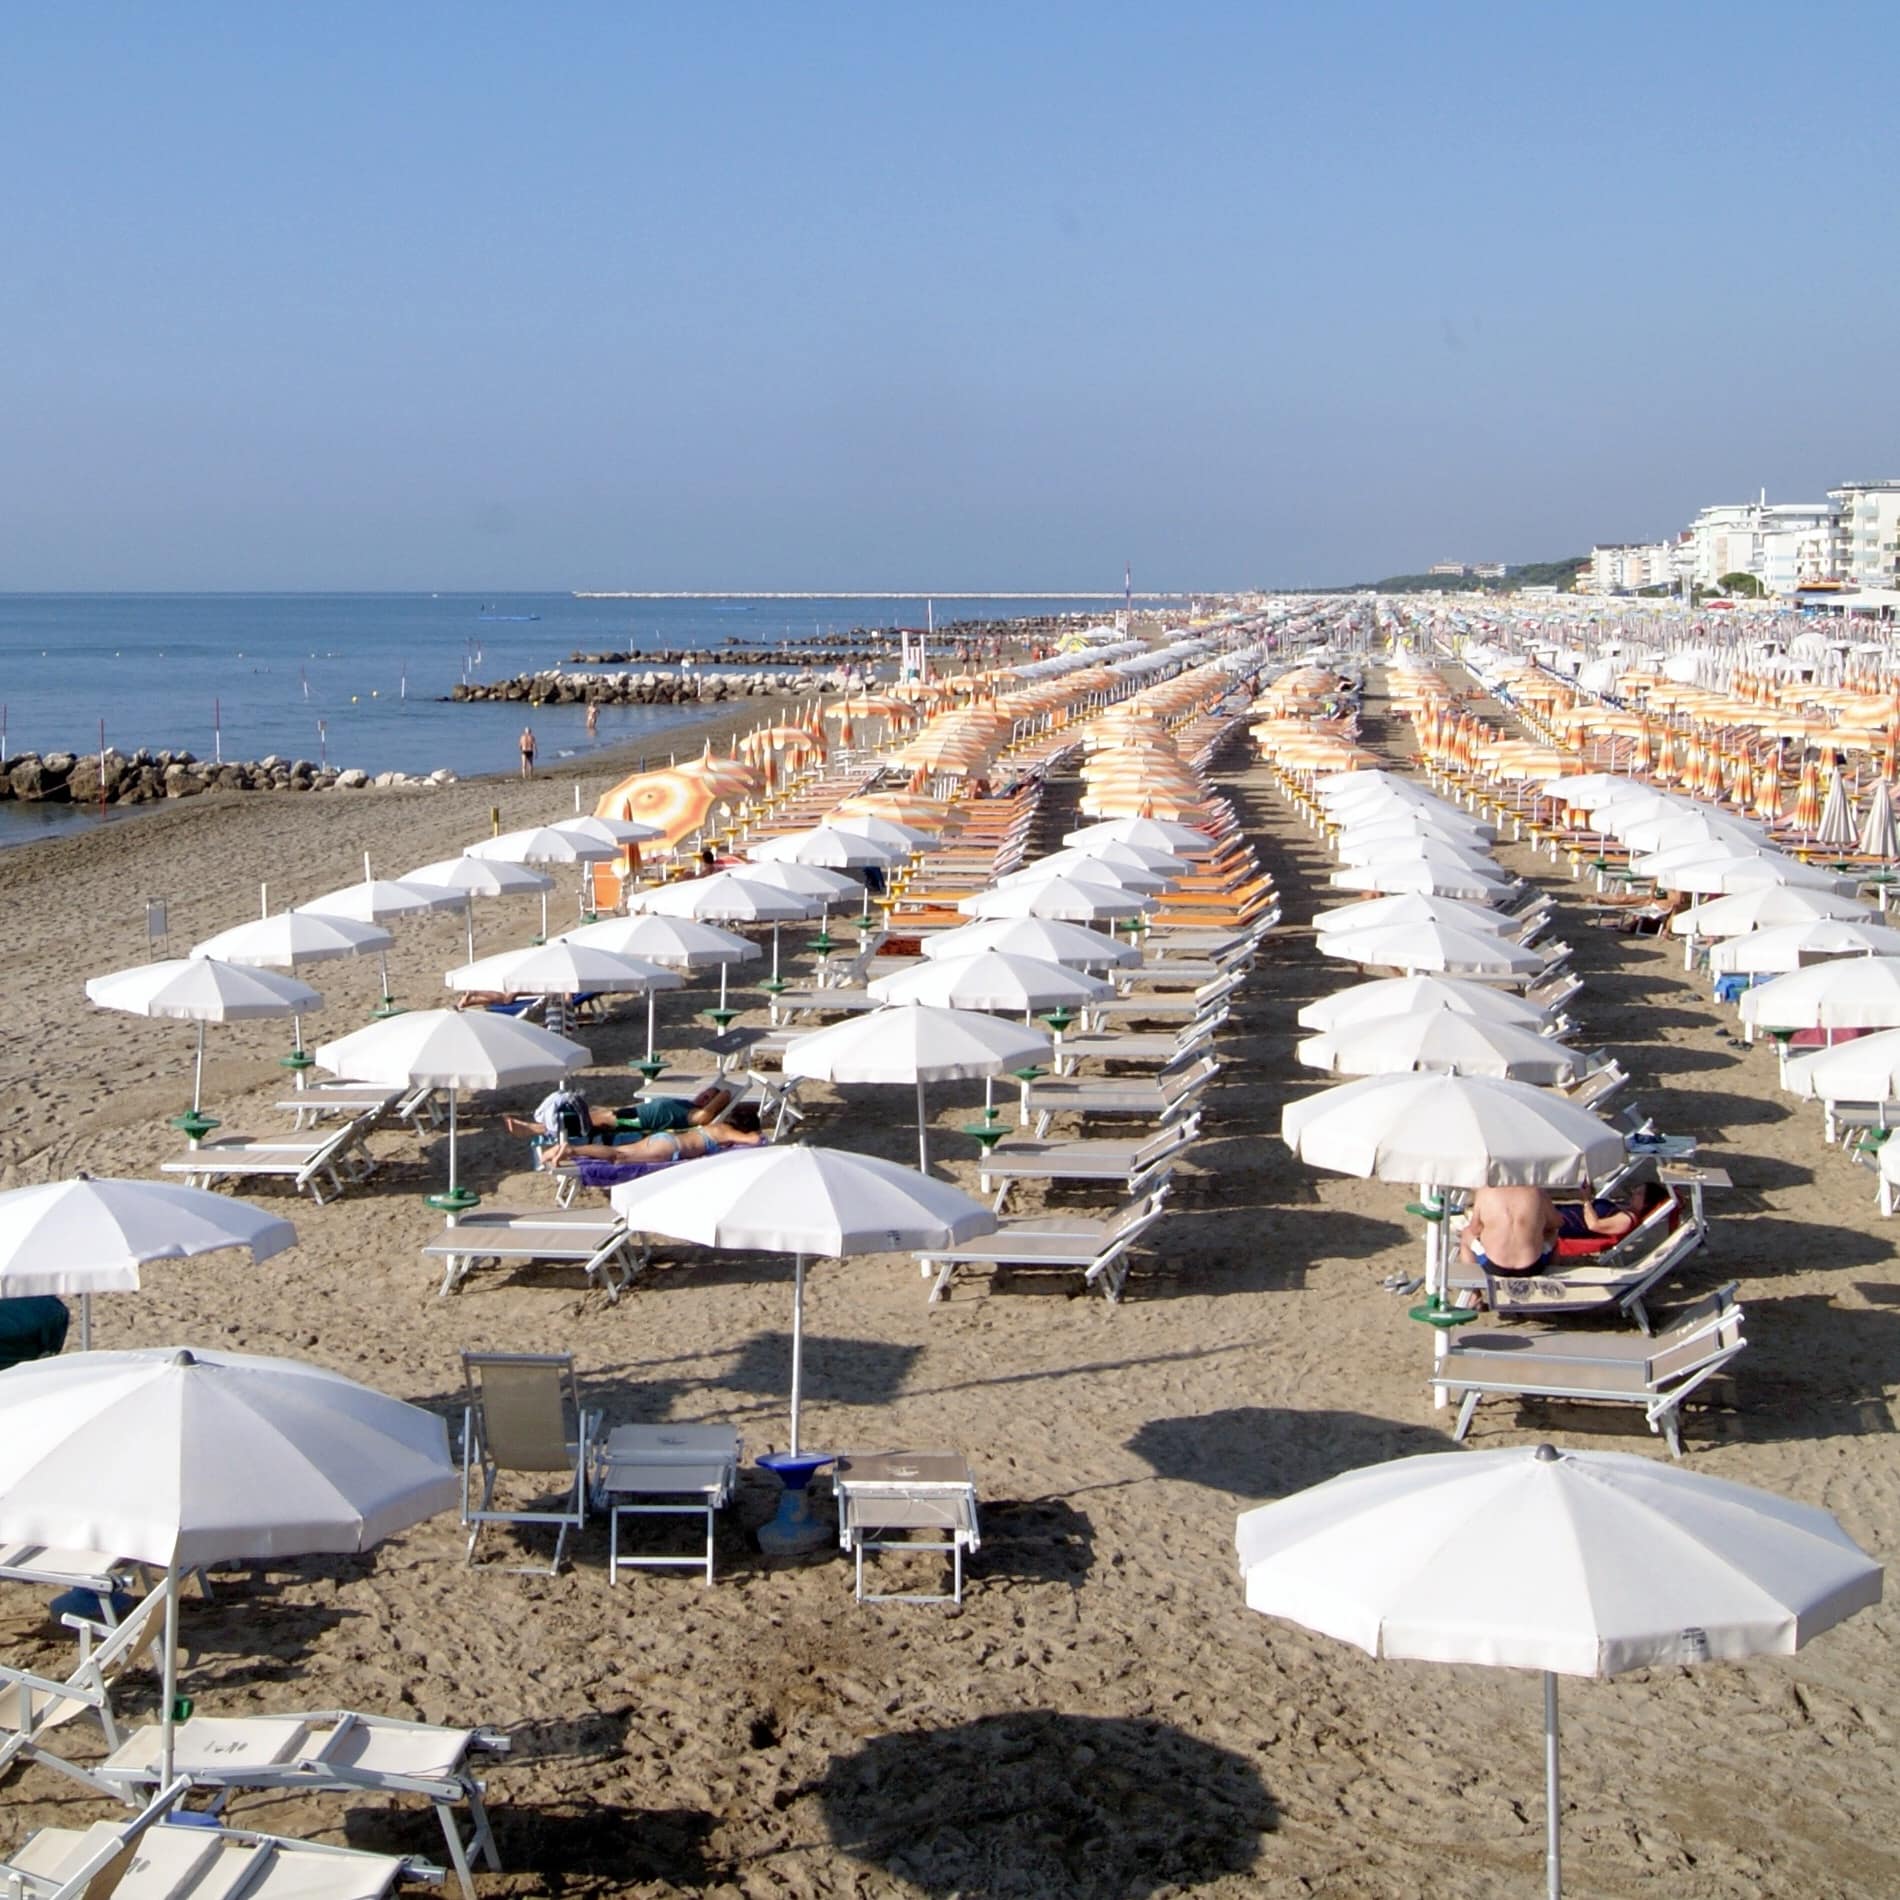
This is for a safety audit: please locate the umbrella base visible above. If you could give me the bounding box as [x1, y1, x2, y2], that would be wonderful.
[807, 933, 837, 956]
[427, 1187, 482, 1214]
[760, 977, 789, 994]
[756, 1453, 837, 1556]
[169, 1110, 221, 1142]
[1410, 1296, 1481, 1330]
[630, 1058, 669, 1082]
[703, 1007, 739, 1028]
[1011, 1065, 1045, 1085]
[371, 998, 405, 1019]
[279, 1050, 315, 1072]
[964, 1123, 1009, 1155]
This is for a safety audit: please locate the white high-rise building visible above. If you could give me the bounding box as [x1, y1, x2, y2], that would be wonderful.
[1684, 497, 1838, 594]
[1583, 542, 1679, 594]
[1828, 482, 1900, 591]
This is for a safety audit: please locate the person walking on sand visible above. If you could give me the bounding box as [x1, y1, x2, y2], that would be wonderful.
[518, 724, 536, 778]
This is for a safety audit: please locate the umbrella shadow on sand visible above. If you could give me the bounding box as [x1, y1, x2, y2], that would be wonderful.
[806, 1711, 1274, 1897]
[475, 1796, 729, 1895]
[714, 1329, 924, 1411]
[1129, 1407, 1455, 1502]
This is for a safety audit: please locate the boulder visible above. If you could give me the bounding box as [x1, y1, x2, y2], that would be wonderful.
[334, 768, 370, 790]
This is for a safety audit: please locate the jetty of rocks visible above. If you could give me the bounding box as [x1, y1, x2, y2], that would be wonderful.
[0, 750, 456, 803]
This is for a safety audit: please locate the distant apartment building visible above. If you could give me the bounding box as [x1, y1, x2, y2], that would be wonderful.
[1684, 498, 1837, 595]
[1427, 562, 1468, 577]
[1829, 482, 1900, 591]
[1471, 562, 1507, 579]
[1583, 542, 1677, 594]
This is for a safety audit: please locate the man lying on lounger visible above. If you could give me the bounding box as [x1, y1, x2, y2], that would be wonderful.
[543, 1101, 766, 1166]
[1458, 1185, 1563, 1276]
[503, 1085, 736, 1149]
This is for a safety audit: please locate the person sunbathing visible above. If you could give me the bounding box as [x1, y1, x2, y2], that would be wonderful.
[1554, 1182, 1645, 1244]
[503, 1085, 734, 1145]
[1458, 1184, 1562, 1276]
[545, 1101, 764, 1166]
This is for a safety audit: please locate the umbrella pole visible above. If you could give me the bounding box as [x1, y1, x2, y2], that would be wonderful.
[916, 1078, 930, 1175]
[719, 963, 731, 1012]
[646, 988, 658, 1064]
[1544, 1670, 1562, 1900]
[79, 1292, 92, 1352]
[789, 1253, 805, 1456]
[771, 925, 781, 984]
[539, 889, 550, 942]
[160, 1561, 181, 1785]
[465, 897, 476, 965]
[193, 1021, 206, 1115]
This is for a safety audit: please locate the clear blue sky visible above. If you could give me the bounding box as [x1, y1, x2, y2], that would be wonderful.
[4, 3, 1895, 590]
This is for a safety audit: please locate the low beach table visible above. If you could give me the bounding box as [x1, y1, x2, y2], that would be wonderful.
[596, 1423, 741, 1584]
[420, 1208, 639, 1301]
[833, 1450, 980, 1605]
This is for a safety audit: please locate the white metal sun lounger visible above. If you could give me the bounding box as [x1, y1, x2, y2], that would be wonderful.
[422, 1210, 640, 1300]
[95, 1711, 503, 1900]
[161, 1110, 381, 1204]
[1051, 1013, 1225, 1073]
[914, 1183, 1171, 1303]
[833, 1451, 979, 1605]
[592, 1423, 742, 1585]
[1020, 1053, 1219, 1136]
[278, 1081, 443, 1134]
[0, 1545, 138, 1613]
[976, 1112, 1202, 1212]
[1430, 1284, 1746, 1456]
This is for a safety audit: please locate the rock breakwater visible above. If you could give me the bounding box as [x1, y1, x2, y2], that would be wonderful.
[0, 750, 457, 804]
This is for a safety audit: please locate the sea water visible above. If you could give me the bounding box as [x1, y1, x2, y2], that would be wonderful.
[0, 592, 1125, 845]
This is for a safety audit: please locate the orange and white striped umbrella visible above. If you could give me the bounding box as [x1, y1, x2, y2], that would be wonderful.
[1791, 758, 1822, 834]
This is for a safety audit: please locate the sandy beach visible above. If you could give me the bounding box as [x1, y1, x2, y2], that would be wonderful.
[2, 678, 1896, 1898]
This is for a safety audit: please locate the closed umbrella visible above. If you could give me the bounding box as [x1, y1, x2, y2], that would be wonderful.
[403, 855, 555, 963]
[783, 1003, 1050, 1172]
[1817, 767, 1858, 852]
[1740, 956, 1900, 1032]
[921, 916, 1141, 971]
[1317, 920, 1546, 980]
[0, 1175, 294, 1350]
[1860, 784, 1900, 865]
[1296, 974, 1549, 1034]
[1236, 1444, 1882, 1900]
[315, 1009, 588, 1214]
[85, 957, 323, 1139]
[1295, 1012, 1586, 1084]
[0, 1346, 459, 1785]
[609, 1146, 993, 1455]
[1707, 918, 1900, 976]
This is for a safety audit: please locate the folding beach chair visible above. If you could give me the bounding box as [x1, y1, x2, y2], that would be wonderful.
[833, 1451, 980, 1605]
[422, 1209, 640, 1300]
[914, 1181, 1171, 1304]
[95, 1710, 506, 1900]
[1430, 1284, 1746, 1456]
[0, 1583, 171, 1795]
[460, 1353, 599, 1574]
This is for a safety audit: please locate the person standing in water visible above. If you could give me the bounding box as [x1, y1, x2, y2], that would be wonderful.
[518, 724, 536, 778]
[585, 701, 599, 740]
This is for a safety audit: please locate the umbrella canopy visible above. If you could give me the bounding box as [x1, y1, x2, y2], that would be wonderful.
[1331, 835, 1504, 874]
[1670, 885, 1874, 938]
[746, 826, 905, 869]
[867, 950, 1112, 1013]
[444, 941, 682, 997]
[739, 859, 865, 904]
[921, 916, 1141, 971]
[959, 875, 1148, 922]
[1317, 920, 1546, 980]
[1332, 813, 1496, 852]
[1739, 956, 1900, 1031]
[1784, 1028, 1900, 1103]
[1651, 853, 1851, 897]
[404, 856, 555, 899]
[193, 911, 393, 966]
[1296, 974, 1550, 1034]
[559, 912, 757, 967]
[1062, 816, 1213, 854]
[994, 855, 1170, 897]
[1295, 1012, 1585, 1084]
[1708, 917, 1900, 975]
[294, 878, 464, 924]
[1021, 842, 1193, 880]
[1327, 858, 1516, 902]
[636, 871, 814, 923]
[85, 958, 321, 1021]
[1612, 810, 1766, 856]
[1282, 1071, 1623, 1189]
[0, 1345, 459, 1781]
[825, 813, 936, 852]
[1817, 769, 1858, 850]
[549, 814, 664, 848]
[1859, 784, 1900, 862]
[1236, 1443, 1882, 1900]
[1314, 893, 1515, 939]
[783, 1003, 1051, 1171]
[609, 1147, 995, 1454]
[465, 825, 618, 865]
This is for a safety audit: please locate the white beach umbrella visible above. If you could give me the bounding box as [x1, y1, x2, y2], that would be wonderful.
[1327, 859, 1516, 902]
[557, 912, 758, 1069]
[782, 1003, 1051, 1172]
[1784, 1028, 1900, 1103]
[995, 855, 1171, 896]
[868, 950, 1112, 1015]
[610, 1146, 993, 1453]
[959, 876, 1148, 923]
[1026, 841, 1193, 880]
[1314, 893, 1515, 938]
[1282, 1071, 1623, 1189]
[1331, 835, 1504, 874]
[467, 825, 621, 937]
[1236, 1444, 1882, 1900]
[0, 1176, 295, 1350]
[745, 825, 905, 869]
[1317, 920, 1546, 980]
[634, 873, 811, 1018]
[826, 814, 937, 852]
[403, 856, 556, 962]
[1708, 918, 1900, 975]
[1540, 772, 1647, 805]
[1295, 1013, 1585, 1084]
[315, 1009, 588, 1213]
[193, 910, 393, 968]
[741, 860, 866, 981]
[1650, 853, 1851, 897]
[549, 814, 664, 848]
[921, 916, 1141, 971]
[445, 941, 681, 998]
[0, 1345, 458, 1784]
[1816, 768, 1858, 851]
[295, 874, 465, 1015]
[1332, 813, 1496, 853]
[1858, 784, 1900, 863]
[1062, 816, 1214, 854]
[85, 957, 323, 1132]
[1296, 975, 1550, 1035]
[1669, 885, 1873, 939]
[1740, 957, 1900, 1031]
[1611, 810, 1766, 855]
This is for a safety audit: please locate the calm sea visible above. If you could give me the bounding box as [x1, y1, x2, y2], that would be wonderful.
[0, 593, 1127, 846]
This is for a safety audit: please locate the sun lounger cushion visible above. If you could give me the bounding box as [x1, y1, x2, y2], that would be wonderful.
[573, 1155, 684, 1190]
[0, 1296, 69, 1372]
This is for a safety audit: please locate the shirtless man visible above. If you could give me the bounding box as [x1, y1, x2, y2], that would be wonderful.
[1458, 1184, 1562, 1276]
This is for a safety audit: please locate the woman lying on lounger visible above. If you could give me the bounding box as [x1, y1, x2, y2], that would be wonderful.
[543, 1101, 765, 1167]
[504, 1085, 734, 1146]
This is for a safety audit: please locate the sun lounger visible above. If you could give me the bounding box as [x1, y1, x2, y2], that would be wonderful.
[833, 1451, 979, 1604]
[95, 1711, 503, 1898]
[1051, 1013, 1225, 1073]
[0, 1545, 139, 1619]
[279, 1081, 442, 1134]
[1020, 1053, 1218, 1137]
[1430, 1284, 1746, 1456]
[1, 1584, 171, 1795]
[591, 1423, 742, 1584]
[914, 1182, 1171, 1303]
[160, 1110, 381, 1204]
[3, 1793, 437, 1900]
[461, 1353, 599, 1574]
[1524, 969, 1583, 1015]
[1088, 970, 1246, 1024]
[977, 1112, 1202, 1212]
[422, 1209, 640, 1300]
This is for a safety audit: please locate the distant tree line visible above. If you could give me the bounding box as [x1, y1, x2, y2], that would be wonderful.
[1315, 557, 1587, 596]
